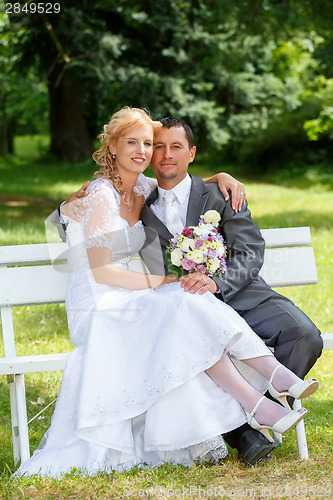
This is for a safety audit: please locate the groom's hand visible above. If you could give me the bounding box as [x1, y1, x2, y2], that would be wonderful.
[62, 181, 91, 221]
[180, 272, 219, 295]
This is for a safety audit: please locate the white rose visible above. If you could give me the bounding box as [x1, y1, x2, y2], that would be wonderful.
[188, 250, 204, 264]
[216, 241, 226, 257]
[202, 210, 221, 227]
[170, 247, 183, 266]
[194, 226, 211, 240]
[208, 258, 220, 272]
[179, 237, 194, 252]
[193, 227, 205, 237]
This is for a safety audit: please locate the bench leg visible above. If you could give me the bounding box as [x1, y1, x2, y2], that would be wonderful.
[11, 374, 30, 464]
[8, 377, 21, 465]
[293, 399, 309, 460]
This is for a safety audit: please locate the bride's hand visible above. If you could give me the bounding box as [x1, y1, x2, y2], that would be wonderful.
[149, 274, 179, 289]
[204, 173, 246, 213]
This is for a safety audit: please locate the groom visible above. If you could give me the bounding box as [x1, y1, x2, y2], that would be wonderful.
[139, 118, 323, 463]
[51, 117, 323, 465]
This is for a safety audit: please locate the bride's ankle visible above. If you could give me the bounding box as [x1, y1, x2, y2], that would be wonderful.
[250, 396, 290, 428]
[269, 365, 302, 393]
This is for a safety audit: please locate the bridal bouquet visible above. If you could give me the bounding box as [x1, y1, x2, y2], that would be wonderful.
[166, 210, 227, 278]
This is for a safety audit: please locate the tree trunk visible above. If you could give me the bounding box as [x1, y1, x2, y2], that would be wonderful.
[48, 71, 93, 161]
[0, 91, 14, 155]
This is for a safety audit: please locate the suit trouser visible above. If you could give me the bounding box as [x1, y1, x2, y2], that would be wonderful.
[238, 294, 323, 379]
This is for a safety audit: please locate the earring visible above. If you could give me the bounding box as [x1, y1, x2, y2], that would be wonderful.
[111, 153, 116, 161]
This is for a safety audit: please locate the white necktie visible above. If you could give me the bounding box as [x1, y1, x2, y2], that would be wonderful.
[163, 191, 183, 235]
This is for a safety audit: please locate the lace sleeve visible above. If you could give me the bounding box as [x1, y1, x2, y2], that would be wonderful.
[82, 180, 118, 250]
[133, 173, 157, 199]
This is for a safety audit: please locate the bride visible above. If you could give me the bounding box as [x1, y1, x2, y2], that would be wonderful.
[16, 107, 318, 477]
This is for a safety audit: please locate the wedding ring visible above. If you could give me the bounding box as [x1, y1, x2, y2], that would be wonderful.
[203, 278, 207, 284]
[240, 191, 244, 195]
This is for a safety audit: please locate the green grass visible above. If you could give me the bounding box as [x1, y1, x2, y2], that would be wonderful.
[0, 136, 333, 498]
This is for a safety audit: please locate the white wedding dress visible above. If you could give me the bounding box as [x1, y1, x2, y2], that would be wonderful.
[16, 176, 272, 477]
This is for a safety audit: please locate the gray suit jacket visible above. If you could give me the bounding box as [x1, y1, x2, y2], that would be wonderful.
[140, 175, 276, 312]
[51, 175, 276, 312]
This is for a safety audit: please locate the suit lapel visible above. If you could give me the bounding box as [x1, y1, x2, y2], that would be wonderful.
[186, 176, 209, 226]
[141, 188, 173, 246]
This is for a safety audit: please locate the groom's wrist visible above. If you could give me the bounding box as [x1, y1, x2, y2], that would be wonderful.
[211, 278, 219, 294]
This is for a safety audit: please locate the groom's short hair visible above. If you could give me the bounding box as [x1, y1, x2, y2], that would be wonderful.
[160, 117, 194, 150]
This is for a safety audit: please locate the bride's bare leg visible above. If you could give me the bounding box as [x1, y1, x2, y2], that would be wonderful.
[205, 353, 291, 427]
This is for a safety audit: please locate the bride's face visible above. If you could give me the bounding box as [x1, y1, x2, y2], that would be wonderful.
[110, 123, 154, 176]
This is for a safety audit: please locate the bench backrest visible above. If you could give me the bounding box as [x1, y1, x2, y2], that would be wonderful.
[0, 227, 318, 357]
[259, 227, 317, 287]
[0, 226, 317, 304]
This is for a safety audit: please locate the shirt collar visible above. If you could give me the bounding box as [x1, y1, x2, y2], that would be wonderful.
[157, 174, 191, 204]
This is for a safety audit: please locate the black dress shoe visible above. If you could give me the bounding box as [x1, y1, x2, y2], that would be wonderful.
[223, 423, 279, 465]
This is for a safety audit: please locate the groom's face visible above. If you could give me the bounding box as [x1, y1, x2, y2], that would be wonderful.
[151, 126, 196, 189]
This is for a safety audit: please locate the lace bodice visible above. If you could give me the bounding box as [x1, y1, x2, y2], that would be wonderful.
[67, 175, 155, 268]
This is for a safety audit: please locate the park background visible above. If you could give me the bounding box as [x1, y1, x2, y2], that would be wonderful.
[0, 1, 332, 498]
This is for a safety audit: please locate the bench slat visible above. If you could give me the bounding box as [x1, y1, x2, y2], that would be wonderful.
[0, 242, 68, 266]
[260, 227, 311, 248]
[322, 333, 333, 350]
[5, 337, 329, 373]
[0, 228, 311, 268]
[259, 247, 317, 288]
[0, 265, 68, 307]
[0, 353, 69, 375]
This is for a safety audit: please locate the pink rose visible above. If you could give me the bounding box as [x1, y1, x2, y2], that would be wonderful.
[194, 238, 204, 248]
[182, 258, 195, 271]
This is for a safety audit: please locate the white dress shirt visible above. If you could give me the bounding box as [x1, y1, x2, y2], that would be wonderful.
[150, 174, 192, 229]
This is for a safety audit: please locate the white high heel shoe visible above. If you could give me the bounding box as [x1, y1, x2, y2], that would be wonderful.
[268, 365, 319, 409]
[246, 396, 307, 444]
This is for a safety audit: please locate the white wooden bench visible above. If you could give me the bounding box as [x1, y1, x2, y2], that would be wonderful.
[0, 227, 331, 465]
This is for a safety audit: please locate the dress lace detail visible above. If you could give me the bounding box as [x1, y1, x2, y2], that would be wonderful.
[133, 173, 157, 199]
[203, 436, 228, 462]
[65, 175, 155, 254]
[82, 180, 118, 251]
[67, 178, 146, 264]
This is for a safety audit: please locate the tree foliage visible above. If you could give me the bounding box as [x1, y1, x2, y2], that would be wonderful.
[1, 0, 333, 164]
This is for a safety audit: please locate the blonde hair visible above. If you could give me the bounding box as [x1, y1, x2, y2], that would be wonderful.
[92, 107, 162, 195]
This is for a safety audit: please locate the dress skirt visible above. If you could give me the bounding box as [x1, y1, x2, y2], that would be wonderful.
[15, 281, 271, 477]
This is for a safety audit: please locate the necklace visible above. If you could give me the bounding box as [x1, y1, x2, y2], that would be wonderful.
[123, 193, 133, 212]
